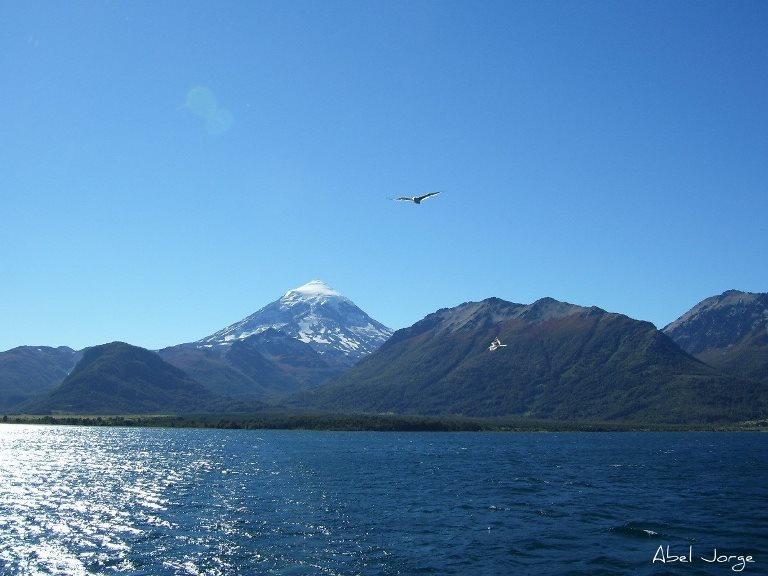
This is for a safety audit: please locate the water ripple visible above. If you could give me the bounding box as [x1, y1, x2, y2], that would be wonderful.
[1, 426, 766, 575]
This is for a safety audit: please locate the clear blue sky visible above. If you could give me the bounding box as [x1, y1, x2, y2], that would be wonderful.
[2, 0, 766, 352]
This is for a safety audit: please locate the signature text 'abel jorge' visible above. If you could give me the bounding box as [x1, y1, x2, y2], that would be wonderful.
[653, 545, 755, 572]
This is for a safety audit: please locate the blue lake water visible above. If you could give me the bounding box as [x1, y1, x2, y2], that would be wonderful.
[0, 425, 765, 575]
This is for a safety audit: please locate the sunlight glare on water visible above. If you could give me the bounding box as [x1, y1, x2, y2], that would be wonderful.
[0, 425, 193, 575]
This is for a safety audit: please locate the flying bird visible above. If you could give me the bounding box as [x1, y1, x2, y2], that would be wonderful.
[489, 337, 507, 352]
[393, 191, 442, 204]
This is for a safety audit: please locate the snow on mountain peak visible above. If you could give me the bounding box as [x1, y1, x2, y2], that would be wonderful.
[283, 280, 341, 299]
[195, 280, 393, 366]
[280, 280, 350, 310]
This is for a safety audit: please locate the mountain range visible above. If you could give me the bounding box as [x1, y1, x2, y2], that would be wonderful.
[22, 342, 226, 414]
[1, 283, 766, 423]
[157, 280, 392, 401]
[291, 296, 766, 423]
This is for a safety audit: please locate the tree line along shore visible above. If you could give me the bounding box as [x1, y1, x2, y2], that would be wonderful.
[3, 413, 766, 432]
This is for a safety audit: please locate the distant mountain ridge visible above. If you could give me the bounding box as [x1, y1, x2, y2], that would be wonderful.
[664, 289, 768, 383]
[23, 342, 226, 414]
[0, 346, 79, 411]
[159, 328, 341, 401]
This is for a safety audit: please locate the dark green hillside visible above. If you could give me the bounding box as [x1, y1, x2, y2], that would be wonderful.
[0, 346, 79, 411]
[24, 342, 220, 414]
[697, 330, 768, 384]
[295, 298, 767, 424]
[440, 312, 761, 422]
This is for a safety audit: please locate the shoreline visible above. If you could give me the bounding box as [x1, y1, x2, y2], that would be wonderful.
[2, 413, 766, 433]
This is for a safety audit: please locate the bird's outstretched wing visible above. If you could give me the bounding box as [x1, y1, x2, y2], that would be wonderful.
[415, 191, 441, 202]
[392, 190, 442, 203]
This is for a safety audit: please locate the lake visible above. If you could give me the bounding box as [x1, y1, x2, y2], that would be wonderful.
[0, 425, 765, 575]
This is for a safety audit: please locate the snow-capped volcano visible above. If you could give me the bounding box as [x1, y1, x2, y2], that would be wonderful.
[197, 280, 393, 366]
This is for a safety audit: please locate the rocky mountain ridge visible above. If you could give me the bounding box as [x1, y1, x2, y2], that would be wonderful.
[663, 289, 768, 384]
[293, 296, 766, 423]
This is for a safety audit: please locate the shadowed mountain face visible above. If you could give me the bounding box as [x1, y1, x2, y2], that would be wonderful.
[293, 297, 767, 424]
[0, 346, 79, 411]
[164, 328, 340, 400]
[664, 290, 768, 383]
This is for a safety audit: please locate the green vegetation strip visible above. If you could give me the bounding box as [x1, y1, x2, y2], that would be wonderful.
[2, 413, 766, 432]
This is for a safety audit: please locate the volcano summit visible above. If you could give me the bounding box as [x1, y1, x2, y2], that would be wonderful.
[196, 280, 393, 366]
